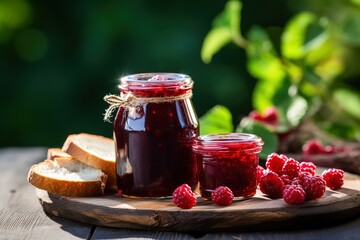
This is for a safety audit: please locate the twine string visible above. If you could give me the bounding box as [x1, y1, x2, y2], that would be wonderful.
[103, 91, 192, 122]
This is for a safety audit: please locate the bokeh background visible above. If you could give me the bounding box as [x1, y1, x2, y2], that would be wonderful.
[1, 0, 359, 147]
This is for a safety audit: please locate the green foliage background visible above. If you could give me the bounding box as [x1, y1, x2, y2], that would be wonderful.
[1, 0, 359, 147]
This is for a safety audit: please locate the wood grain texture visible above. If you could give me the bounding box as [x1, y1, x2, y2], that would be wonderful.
[37, 168, 360, 232]
[0, 148, 92, 240]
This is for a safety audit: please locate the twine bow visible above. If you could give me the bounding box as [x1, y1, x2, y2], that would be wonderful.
[103, 91, 193, 122]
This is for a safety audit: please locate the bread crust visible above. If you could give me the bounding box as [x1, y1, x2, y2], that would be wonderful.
[62, 134, 117, 191]
[47, 148, 72, 160]
[28, 160, 107, 197]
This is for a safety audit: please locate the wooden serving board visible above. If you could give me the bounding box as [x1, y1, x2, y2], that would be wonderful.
[37, 169, 360, 232]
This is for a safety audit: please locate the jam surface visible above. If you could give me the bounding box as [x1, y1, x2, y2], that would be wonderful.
[114, 73, 199, 198]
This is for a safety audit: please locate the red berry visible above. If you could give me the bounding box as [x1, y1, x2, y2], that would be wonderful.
[266, 153, 287, 175]
[300, 176, 326, 200]
[262, 106, 279, 124]
[249, 110, 263, 121]
[281, 174, 293, 185]
[283, 184, 306, 205]
[323, 145, 336, 154]
[172, 184, 197, 209]
[302, 139, 324, 155]
[211, 186, 234, 206]
[256, 166, 265, 186]
[282, 158, 300, 179]
[259, 171, 284, 199]
[322, 168, 344, 190]
[300, 162, 316, 176]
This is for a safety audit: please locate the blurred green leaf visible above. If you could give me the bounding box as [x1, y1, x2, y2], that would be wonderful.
[337, 8, 360, 46]
[199, 105, 234, 135]
[333, 88, 360, 120]
[351, 0, 360, 6]
[246, 26, 285, 82]
[282, 12, 328, 60]
[303, 65, 322, 84]
[201, 0, 243, 63]
[236, 118, 278, 159]
[201, 27, 232, 64]
[213, 0, 241, 36]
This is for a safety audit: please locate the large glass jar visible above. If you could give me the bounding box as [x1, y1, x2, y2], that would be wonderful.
[113, 73, 199, 198]
[192, 133, 263, 199]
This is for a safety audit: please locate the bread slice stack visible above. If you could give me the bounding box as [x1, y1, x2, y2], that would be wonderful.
[28, 133, 117, 197]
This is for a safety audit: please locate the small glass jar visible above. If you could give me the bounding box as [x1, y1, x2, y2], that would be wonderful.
[113, 73, 199, 198]
[192, 133, 263, 199]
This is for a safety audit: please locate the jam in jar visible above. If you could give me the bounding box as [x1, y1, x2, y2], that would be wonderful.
[192, 133, 263, 199]
[113, 73, 199, 198]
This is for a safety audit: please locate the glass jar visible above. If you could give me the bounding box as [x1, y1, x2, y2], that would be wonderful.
[113, 73, 199, 198]
[192, 133, 263, 199]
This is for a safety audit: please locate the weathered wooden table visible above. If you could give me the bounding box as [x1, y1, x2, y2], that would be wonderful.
[1, 147, 360, 240]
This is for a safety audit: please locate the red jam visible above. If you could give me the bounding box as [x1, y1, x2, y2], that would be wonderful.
[113, 73, 199, 198]
[192, 133, 263, 199]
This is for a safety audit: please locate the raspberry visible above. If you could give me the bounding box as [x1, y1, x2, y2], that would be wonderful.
[259, 171, 284, 199]
[172, 184, 196, 209]
[300, 176, 326, 200]
[322, 168, 344, 190]
[282, 184, 306, 205]
[282, 158, 300, 179]
[323, 145, 336, 154]
[302, 139, 324, 155]
[249, 110, 263, 122]
[262, 106, 279, 124]
[211, 186, 234, 206]
[281, 174, 293, 185]
[266, 153, 287, 175]
[300, 162, 316, 176]
[256, 166, 265, 186]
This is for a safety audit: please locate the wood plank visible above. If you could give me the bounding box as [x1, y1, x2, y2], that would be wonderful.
[0, 147, 92, 240]
[92, 228, 195, 240]
[36, 168, 360, 232]
[89, 214, 360, 240]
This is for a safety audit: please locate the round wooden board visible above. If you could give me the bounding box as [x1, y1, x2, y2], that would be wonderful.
[37, 169, 360, 232]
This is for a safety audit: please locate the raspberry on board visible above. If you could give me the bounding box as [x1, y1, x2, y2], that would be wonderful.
[259, 171, 284, 199]
[300, 175, 326, 200]
[283, 184, 306, 205]
[172, 184, 197, 209]
[266, 153, 287, 175]
[281, 174, 293, 185]
[302, 139, 325, 155]
[256, 165, 265, 186]
[322, 168, 344, 190]
[300, 162, 316, 176]
[211, 186, 234, 206]
[282, 158, 300, 179]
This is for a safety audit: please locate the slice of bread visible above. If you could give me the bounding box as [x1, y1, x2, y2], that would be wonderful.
[28, 158, 108, 197]
[47, 148, 73, 160]
[62, 133, 117, 191]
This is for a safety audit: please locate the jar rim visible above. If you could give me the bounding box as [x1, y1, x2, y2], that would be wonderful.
[192, 133, 264, 154]
[119, 73, 193, 90]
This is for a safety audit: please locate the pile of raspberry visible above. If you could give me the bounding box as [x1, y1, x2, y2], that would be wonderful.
[258, 153, 344, 205]
[172, 153, 345, 209]
[302, 139, 345, 155]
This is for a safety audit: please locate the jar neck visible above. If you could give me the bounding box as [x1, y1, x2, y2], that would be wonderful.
[119, 73, 193, 98]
